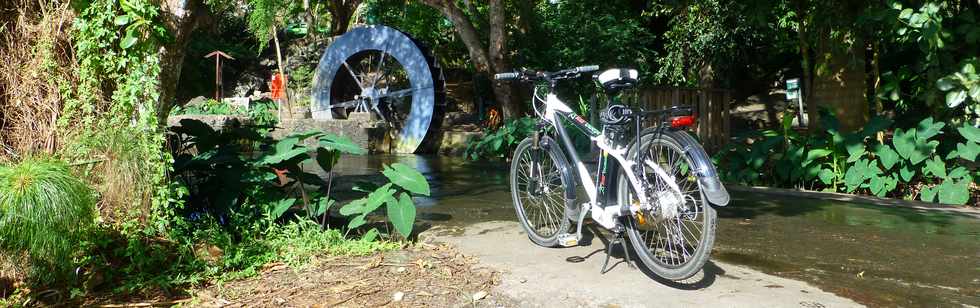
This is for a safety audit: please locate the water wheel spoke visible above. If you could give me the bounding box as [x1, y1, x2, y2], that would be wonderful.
[383, 85, 434, 100]
[342, 60, 365, 89]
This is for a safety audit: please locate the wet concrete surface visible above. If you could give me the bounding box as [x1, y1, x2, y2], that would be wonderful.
[331, 154, 980, 307]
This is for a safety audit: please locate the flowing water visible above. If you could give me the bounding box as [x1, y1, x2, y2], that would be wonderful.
[331, 154, 980, 307]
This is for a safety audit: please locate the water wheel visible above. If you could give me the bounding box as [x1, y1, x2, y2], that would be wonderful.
[311, 25, 445, 153]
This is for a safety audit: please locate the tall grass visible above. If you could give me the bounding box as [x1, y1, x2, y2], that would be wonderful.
[0, 157, 95, 281]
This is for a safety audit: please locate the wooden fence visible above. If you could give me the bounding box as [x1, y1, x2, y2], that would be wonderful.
[635, 87, 731, 152]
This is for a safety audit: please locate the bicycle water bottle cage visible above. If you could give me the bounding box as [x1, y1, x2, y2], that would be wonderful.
[596, 68, 639, 94]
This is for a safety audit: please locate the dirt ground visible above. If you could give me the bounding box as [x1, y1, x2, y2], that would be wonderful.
[190, 243, 518, 307]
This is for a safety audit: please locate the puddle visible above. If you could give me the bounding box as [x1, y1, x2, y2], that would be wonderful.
[331, 154, 980, 307]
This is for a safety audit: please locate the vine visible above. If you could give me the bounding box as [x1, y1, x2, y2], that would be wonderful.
[61, 0, 173, 227]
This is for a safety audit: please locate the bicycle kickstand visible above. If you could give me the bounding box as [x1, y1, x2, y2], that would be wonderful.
[600, 230, 635, 274]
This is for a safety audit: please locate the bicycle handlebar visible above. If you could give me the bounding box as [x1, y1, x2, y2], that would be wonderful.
[494, 65, 600, 82]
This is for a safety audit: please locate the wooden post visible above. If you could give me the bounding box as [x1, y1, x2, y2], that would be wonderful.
[204, 51, 234, 101]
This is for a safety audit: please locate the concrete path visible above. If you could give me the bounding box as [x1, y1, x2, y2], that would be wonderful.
[436, 221, 862, 308]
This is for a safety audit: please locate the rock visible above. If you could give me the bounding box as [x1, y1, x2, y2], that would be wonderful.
[392, 291, 405, 302]
[232, 72, 266, 98]
[186, 96, 209, 107]
[472, 290, 488, 301]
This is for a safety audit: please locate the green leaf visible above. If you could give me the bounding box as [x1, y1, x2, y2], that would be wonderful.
[899, 164, 916, 182]
[844, 134, 866, 163]
[319, 133, 365, 154]
[339, 183, 393, 216]
[948, 167, 969, 179]
[945, 90, 967, 107]
[920, 185, 938, 202]
[899, 8, 913, 19]
[361, 228, 380, 242]
[804, 149, 833, 166]
[844, 160, 869, 192]
[915, 118, 944, 141]
[937, 180, 969, 205]
[968, 84, 980, 101]
[315, 148, 340, 172]
[347, 214, 367, 229]
[386, 192, 417, 238]
[269, 198, 296, 220]
[936, 77, 956, 91]
[120, 34, 138, 49]
[923, 156, 946, 178]
[893, 128, 916, 160]
[862, 116, 892, 137]
[958, 124, 980, 142]
[818, 168, 836, 185]
[869, 174, 886, 197]
[382, 163, 430, 196]
[313, 198, 334, 216]
[884, 176, 898, 195]
[114, 15, 131, 26]
[874, 144, 900, 170]
[955, 141, 979, 161]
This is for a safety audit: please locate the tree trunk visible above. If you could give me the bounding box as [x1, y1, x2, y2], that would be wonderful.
[327, 0, 363, 36]
[488, 0, 517, 118]
[157, 0, 203, 125]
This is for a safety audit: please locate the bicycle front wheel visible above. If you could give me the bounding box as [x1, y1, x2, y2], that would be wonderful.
[618, 129, 717, 280]
[510, 136, 572, 247]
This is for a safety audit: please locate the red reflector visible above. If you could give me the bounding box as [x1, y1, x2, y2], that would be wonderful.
[670, 115, 696, 128]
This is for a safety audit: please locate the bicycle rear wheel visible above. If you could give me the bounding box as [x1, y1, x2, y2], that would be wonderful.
[618, 129, 716, 280]
[510, 136, 572, 247]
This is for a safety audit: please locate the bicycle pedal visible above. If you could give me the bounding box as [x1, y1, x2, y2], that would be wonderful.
[557, 233, 579, 247]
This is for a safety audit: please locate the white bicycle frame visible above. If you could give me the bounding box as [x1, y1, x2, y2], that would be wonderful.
[539, 93, 685, 230]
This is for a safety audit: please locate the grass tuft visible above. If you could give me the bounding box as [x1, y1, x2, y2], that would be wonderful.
[0, 157, 96, 282]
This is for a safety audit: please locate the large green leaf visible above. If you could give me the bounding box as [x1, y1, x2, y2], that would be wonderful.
[874, 144, 900, 170]
[339, 183, 393, 216]
[893, 128, 916, 160]
[862, 116, 893, 137]
[382, 163, 431, 196]
[958, 124, 980, 143]
[818, 168, 836, 185]
[269, 198, 296, 220]
[844, 160, 869, 192]
[920, 185, 938, 202]
[312, 197, 334, 216]
[899, 164, 916, 182]
[923, 156, 946, 178]
[361, 228, 380, 242]
[386, 192, 417, 238]
[956, 142, 979, 162]
[319, 133, 366, 154]
[869, 174, 886, 197]
[945, 89, 967, 108]
[315, 148, 340, 172]
[844, 134, 866, 163]
[937, 180, 969, 205]
[804, 149, 833, 166]
[347, 214, 367, 229]
[915, 117, 945, 141]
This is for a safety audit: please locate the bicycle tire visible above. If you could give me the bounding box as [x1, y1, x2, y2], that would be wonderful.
[618, 129, 717, 280]
[510, 136, 572, 247]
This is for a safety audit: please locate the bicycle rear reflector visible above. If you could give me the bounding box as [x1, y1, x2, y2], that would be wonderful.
[670, 115, 696, 128]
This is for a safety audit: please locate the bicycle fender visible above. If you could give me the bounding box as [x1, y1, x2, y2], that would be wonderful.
[540, 137, 578, 203]
[669, 130, 730, 206]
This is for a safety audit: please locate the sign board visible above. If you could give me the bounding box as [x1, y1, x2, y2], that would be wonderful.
[786, 78, 800, 100]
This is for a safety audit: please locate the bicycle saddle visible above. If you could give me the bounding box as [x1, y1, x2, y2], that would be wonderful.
[596, 68, 638, 93]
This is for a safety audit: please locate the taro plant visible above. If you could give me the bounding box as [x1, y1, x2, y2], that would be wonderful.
[168, 119, 365, 230]
[0, 157, 96, 282]
[715, 110, 977, 205]
[339, 163, 430, 240]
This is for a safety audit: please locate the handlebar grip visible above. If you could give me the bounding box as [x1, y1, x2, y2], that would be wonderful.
[495, 72, 520, 80]
[576, 65, 600, 73]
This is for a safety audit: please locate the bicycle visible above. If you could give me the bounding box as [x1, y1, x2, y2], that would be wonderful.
[495, 66, 730, 280]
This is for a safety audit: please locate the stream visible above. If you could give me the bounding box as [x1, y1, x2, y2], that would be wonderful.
[330, 154, 980, 307]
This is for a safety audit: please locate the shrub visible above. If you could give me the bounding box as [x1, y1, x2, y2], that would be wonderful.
[0, 157, 95, 281]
